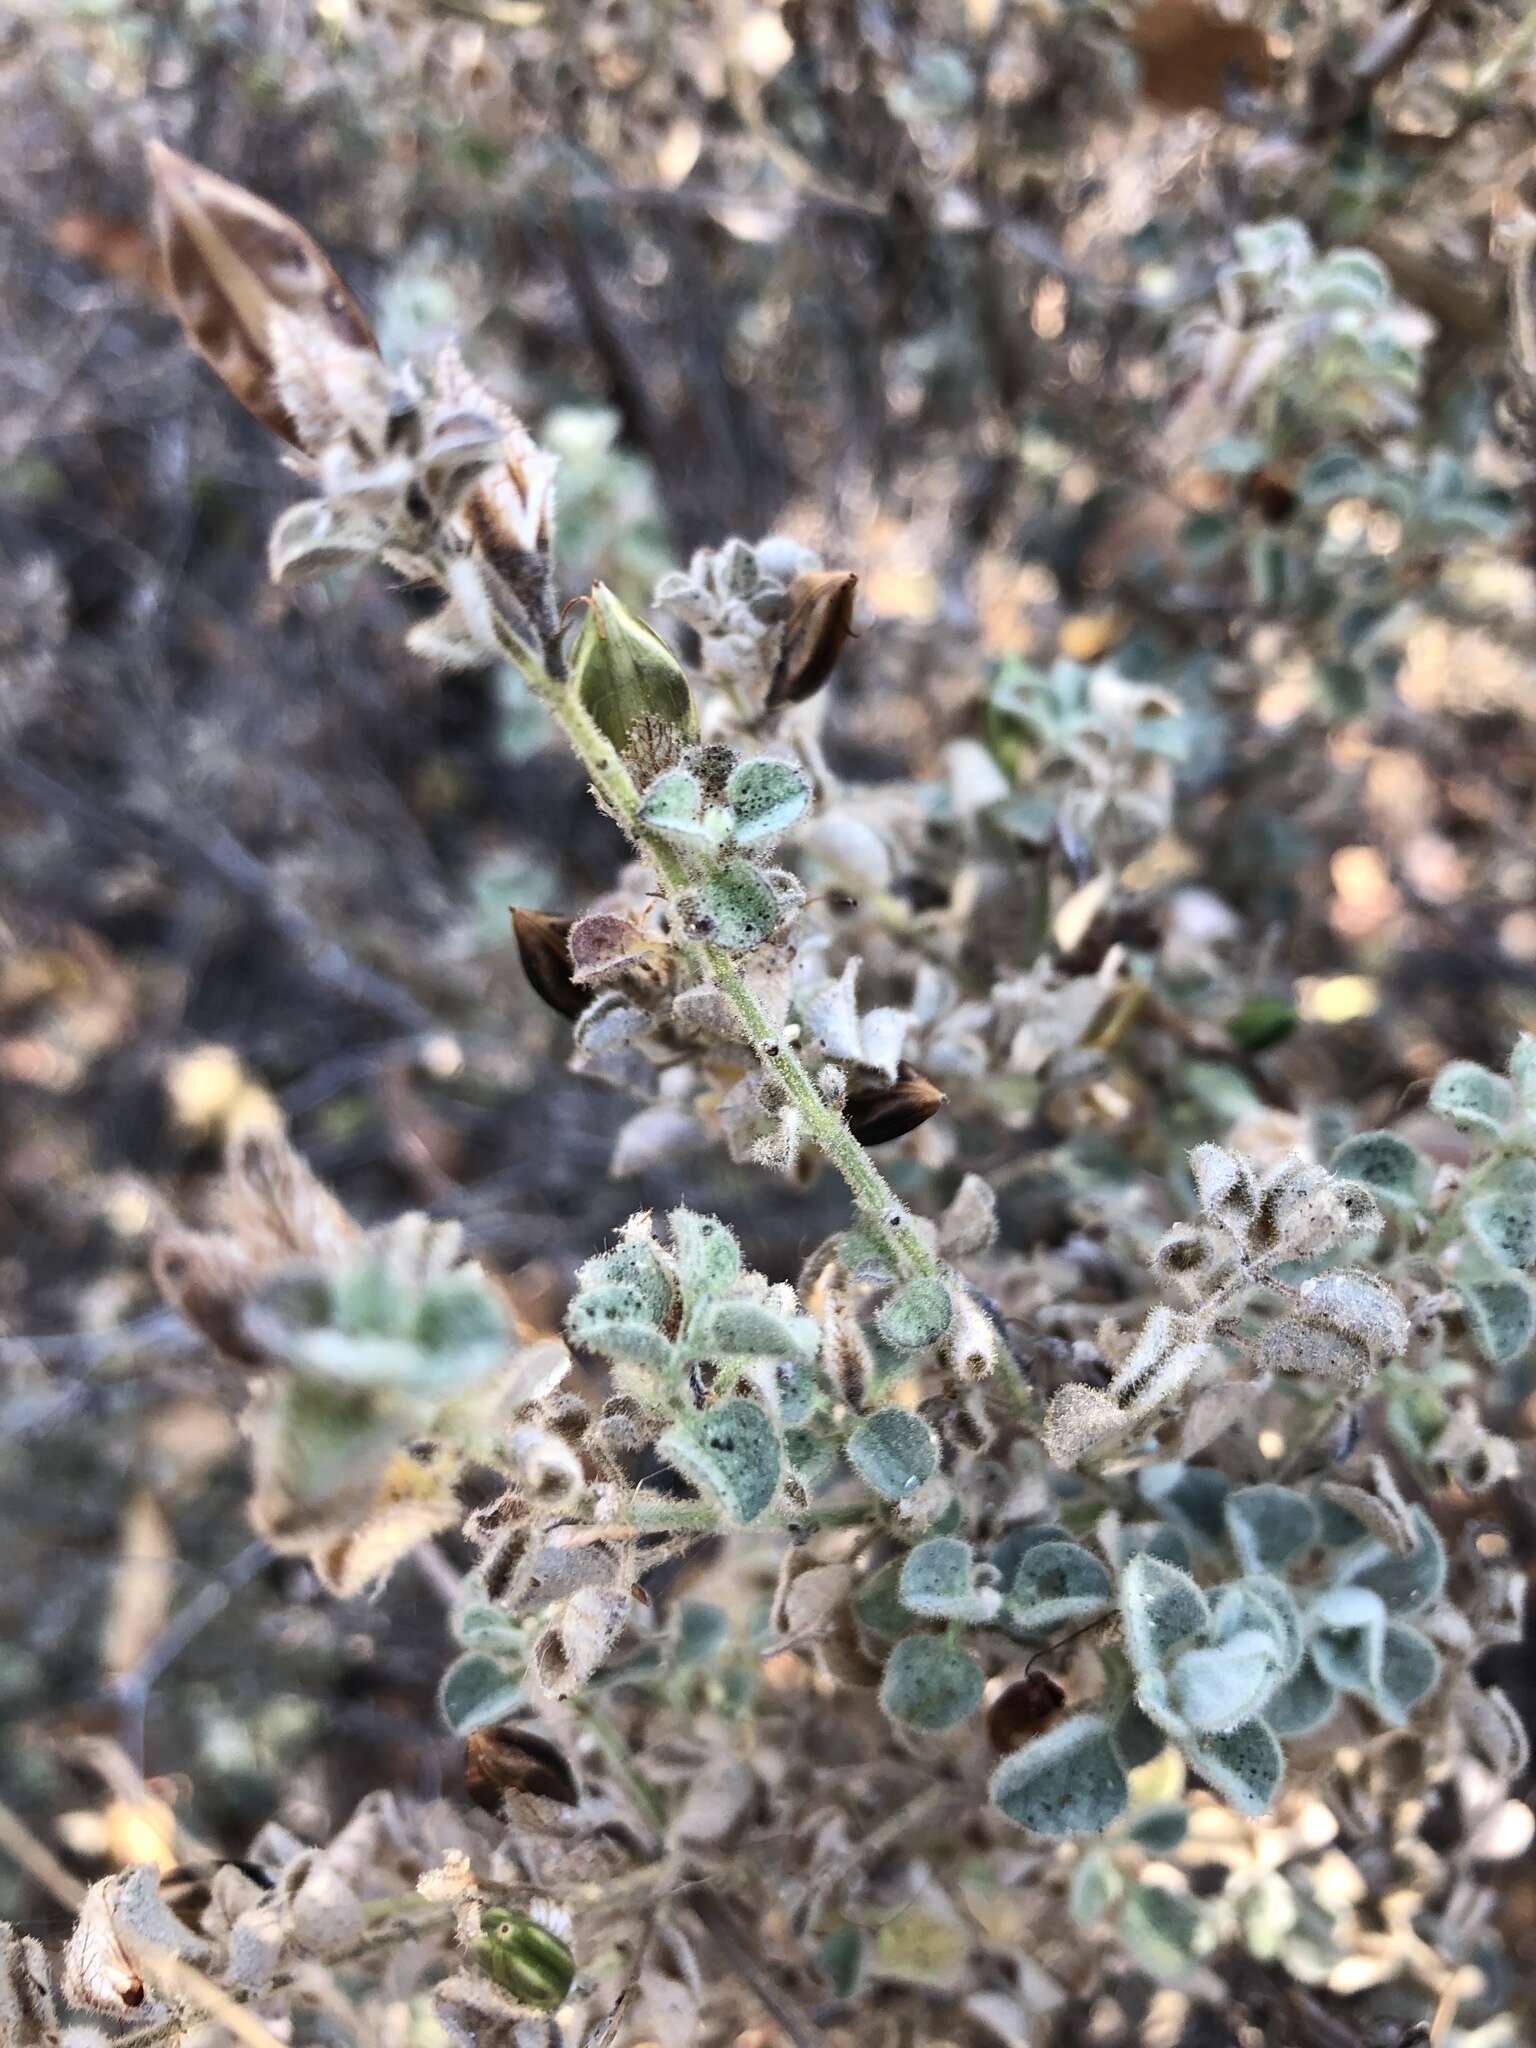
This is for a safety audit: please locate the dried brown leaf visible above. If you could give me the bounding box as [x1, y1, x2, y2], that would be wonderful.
[1130, 0, 1272, 114]
[216, 1126, 359, 1267]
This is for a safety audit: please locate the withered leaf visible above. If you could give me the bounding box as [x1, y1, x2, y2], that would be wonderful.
[1240, 465, 1298, 523]
[844, 1061, 944, 1146]
[52, 212, 164, 295]
[766, 570, 858, 708]
[1130, 0, 1273, 114]
[567, 911, 665, 987]
[221, 1125, 361, 1267]
[146, 141, 377, 446]
[511, 908, 587, 1021]
[151, 1230, 267, 1367]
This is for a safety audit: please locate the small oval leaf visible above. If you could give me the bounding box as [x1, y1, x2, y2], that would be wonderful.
[990, 1715, 1130, 1837]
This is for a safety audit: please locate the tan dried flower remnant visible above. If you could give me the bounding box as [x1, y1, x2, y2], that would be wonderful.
[151, 1125, 546, 1591]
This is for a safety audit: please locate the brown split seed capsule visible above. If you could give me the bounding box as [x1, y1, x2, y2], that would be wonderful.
[464, 1723, 581, 1816]
[986, 1672, 1067, 1753]
[766, 570, 859, 708]
[844, 1061, 945, 1147]
[511, 908, 588, 1021]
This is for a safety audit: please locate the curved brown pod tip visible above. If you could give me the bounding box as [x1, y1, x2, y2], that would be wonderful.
[511, 907, 587, 1021]
[464, 1723, 581, 1816]
[766, 569, 858, 708]
[145, 140, 377, 445]
[843, 1060, 945, 1146]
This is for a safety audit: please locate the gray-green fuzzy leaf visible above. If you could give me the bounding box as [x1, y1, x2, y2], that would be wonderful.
[1263, 1655, 1338, 1737]
[726, 756, 812, 847]
[845, 1407, 940, 1501]
[440, 1652, 525, 1735]
[668, 1209, 742, 1298]
[1182, 1717, 1283, 1816]
[875, 1278, 954, 1354]
[899, 1537, 1001, 1623]
[1224, 1484, 1318, 1576]
[1121, 1553, 1212, 1672]
[678, 858, 787, 952]
[658, 1398, 781, 1523]
[1329, 1131, 1425, 1208]
[879, 1635, 983, 1732]
[1460, 1273, 1536, 1364]
[1008, 1540, 1115, 1636]
[1430, 1060, 1514, 1139]
[990, 1715, 1130, 1837]
[699, 1296, 819, 1367]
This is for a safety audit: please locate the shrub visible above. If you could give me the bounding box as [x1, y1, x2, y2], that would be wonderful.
[7, 25, 1536, 2041]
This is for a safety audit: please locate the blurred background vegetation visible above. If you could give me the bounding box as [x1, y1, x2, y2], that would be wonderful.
[4, 0, 1536, 2039]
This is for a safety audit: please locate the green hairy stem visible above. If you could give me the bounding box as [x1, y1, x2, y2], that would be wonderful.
[500, 628, 943, 1289]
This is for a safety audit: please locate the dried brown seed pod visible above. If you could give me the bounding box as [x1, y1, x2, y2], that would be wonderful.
[843, 1061, 945, 1146]
[766, 570, 858, 708]
[1240, 465, 1299, 524]
[511, 908, 587, 1021]
[159, 1860, 272, 1934]
[477, 1521, 532, 1604]
[465, 1724, 581, 1816]
[146, 141, 377, 446]
[822, 1274, 875, 1411]
[986, 1671, 1067, 1754]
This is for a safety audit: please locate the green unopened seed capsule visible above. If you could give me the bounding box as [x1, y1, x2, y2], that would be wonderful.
[571, 582, 695, 756]
[471, 1907, 575, 2012]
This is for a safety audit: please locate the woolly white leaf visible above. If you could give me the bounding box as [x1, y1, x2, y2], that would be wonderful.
[1188, 1143, 1258, 1234]
[1041, 1384, 1124, 1468]
[1296, 1269, 1408, 1364]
